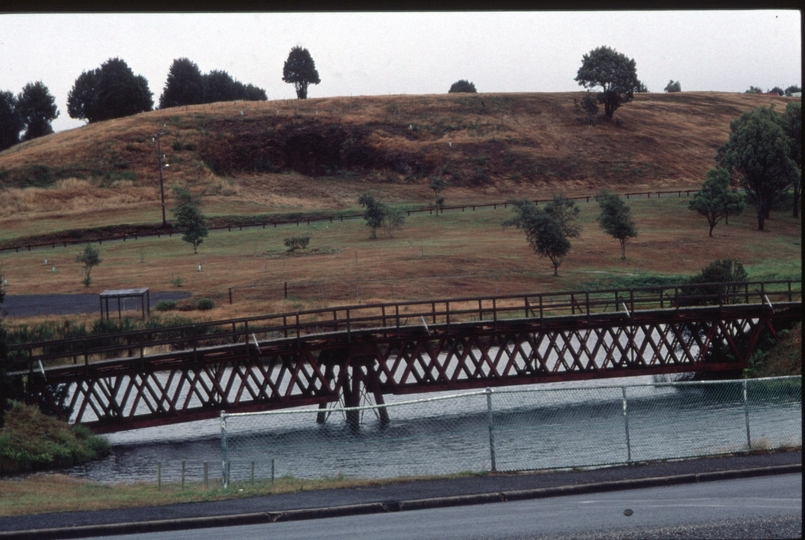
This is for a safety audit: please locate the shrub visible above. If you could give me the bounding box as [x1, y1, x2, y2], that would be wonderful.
[155, 300, 177, 312]
[283, 236, 311, 251]
[196, 298, 214, 310]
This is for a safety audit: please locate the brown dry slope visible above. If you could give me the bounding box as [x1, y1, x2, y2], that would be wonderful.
[0, 91, 796, 236]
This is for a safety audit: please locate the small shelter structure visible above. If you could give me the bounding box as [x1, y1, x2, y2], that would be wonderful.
[100, 288, 151, 321]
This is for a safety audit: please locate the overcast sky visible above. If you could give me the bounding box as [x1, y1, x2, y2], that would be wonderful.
[0, 10, 801, 133]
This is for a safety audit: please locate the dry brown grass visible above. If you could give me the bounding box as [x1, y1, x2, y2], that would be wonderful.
[0, 92, 795, 232]
[0, 194, 799, 327]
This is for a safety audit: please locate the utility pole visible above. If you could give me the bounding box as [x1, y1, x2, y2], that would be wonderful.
[156, 132, 167, 227]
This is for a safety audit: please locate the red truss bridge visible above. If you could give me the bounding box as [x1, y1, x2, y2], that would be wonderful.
[7, 280, 800, 433]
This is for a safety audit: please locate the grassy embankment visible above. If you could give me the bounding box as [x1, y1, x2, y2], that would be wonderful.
[0, 402, 110, 476]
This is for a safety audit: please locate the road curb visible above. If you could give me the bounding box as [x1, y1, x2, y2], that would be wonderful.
[1, 463, 799, 539]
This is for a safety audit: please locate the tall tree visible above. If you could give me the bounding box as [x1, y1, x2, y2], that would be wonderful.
[716, 106, 798, 230]
[544, 194, 582, 239]
[67, 58, 153, 123]
[203, 70, 239, 103]
[783, 102, 802, 218]
[358, 191, 387, 239]
[67, 68, 101, 122]
[448, 80, 477, 93]
[0, 91, 23, 151]
[282, 47, 320, 99]
[17, 81, 59, 141]
[503, 200, 572, 276]
[241, 83, 267, 101]
[596, 190, 638, 260]
[159, 58, 205, 109]
[171, 186, 208, 253]
[688, 168, 746, 236]
[574, 46, 639, 119]
[75, 244, 102, 287]
[664, 80, 682, 92]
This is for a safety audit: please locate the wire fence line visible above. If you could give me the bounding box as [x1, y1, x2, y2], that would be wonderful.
[219, 376, 801, 488]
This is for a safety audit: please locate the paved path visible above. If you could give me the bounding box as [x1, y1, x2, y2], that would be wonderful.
[0, 293, 191, 318]
[0, 450, 799, 539]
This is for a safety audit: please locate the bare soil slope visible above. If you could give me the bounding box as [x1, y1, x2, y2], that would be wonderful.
[0, 92, 795, 228]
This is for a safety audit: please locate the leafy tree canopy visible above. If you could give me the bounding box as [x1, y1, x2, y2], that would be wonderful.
[171, 186, 208, 253]
[67, 58, 153, 123]
[544, 194, 582, 239]
[664, 80, 682, 92]
[0, 91, 23, 151]
[744, 86, 763, 94]
[448, 80, 477, 93]
[768, 86, 785, 96]
[784, 85, 801, 96]
[75, 244, 102, 287]
[503, 199, 572, 275]
[358, 191, 387, 239]
[17, 81, 59, 141]
[159, 60, 266, 108]
[783, 101, 802, 217]
[282, 47, 320, 99]
[688, 168, 745, 236]
[159, 58, 205, 109]
[596, 190, 638, 260]
[574, 46, 639, 119]
[716, 106, 799, 230]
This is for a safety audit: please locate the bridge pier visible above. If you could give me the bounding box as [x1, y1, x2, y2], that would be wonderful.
[314, 343, 390, 428]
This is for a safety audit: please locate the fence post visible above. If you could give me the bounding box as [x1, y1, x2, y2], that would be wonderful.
[204, 461, 209, 489]
[743, 379, 751, 449]
[486, 388, 497, 472]
[622, 387, 632, 464]
[221, 411, 229, 488]
[181, 460, 186, 490]
[157, 461, 162, 490]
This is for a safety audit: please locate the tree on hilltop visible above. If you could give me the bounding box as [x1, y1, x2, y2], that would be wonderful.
[574, 46, 640, 119]
[17, 81, 59, 141]
[0, 91, 23, 151]
[67, 58, 153, 123]
[282, 47, 320, 99]
[449, 80, 477, 93]
[159, 58, 205, 109]
[664, 80, 681, 92]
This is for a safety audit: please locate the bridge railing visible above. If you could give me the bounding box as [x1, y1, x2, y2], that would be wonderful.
[6, 280, 799, 372]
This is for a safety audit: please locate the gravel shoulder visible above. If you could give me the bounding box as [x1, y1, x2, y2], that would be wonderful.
[0, 450, 799, 534]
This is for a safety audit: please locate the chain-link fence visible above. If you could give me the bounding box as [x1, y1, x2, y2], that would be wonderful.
[220, 376, 801, 487]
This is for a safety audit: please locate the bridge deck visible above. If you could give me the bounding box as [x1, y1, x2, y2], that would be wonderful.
[7, 281, 800, 432]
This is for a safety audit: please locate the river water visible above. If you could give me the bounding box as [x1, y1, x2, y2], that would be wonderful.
[60, 374, 801, 485]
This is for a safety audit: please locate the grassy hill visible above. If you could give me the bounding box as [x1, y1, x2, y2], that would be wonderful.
[0, 91, 795, 242]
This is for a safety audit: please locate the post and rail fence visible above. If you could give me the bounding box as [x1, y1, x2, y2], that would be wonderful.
[0, 189, 695, 254]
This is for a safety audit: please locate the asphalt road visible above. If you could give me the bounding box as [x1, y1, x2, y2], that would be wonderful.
[0, 450, 800, 539]
[95, 473, 803, 540]
[0, 293, 191, 317]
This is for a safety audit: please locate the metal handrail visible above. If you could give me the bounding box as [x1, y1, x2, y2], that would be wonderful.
[6, 279, 800, 369]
